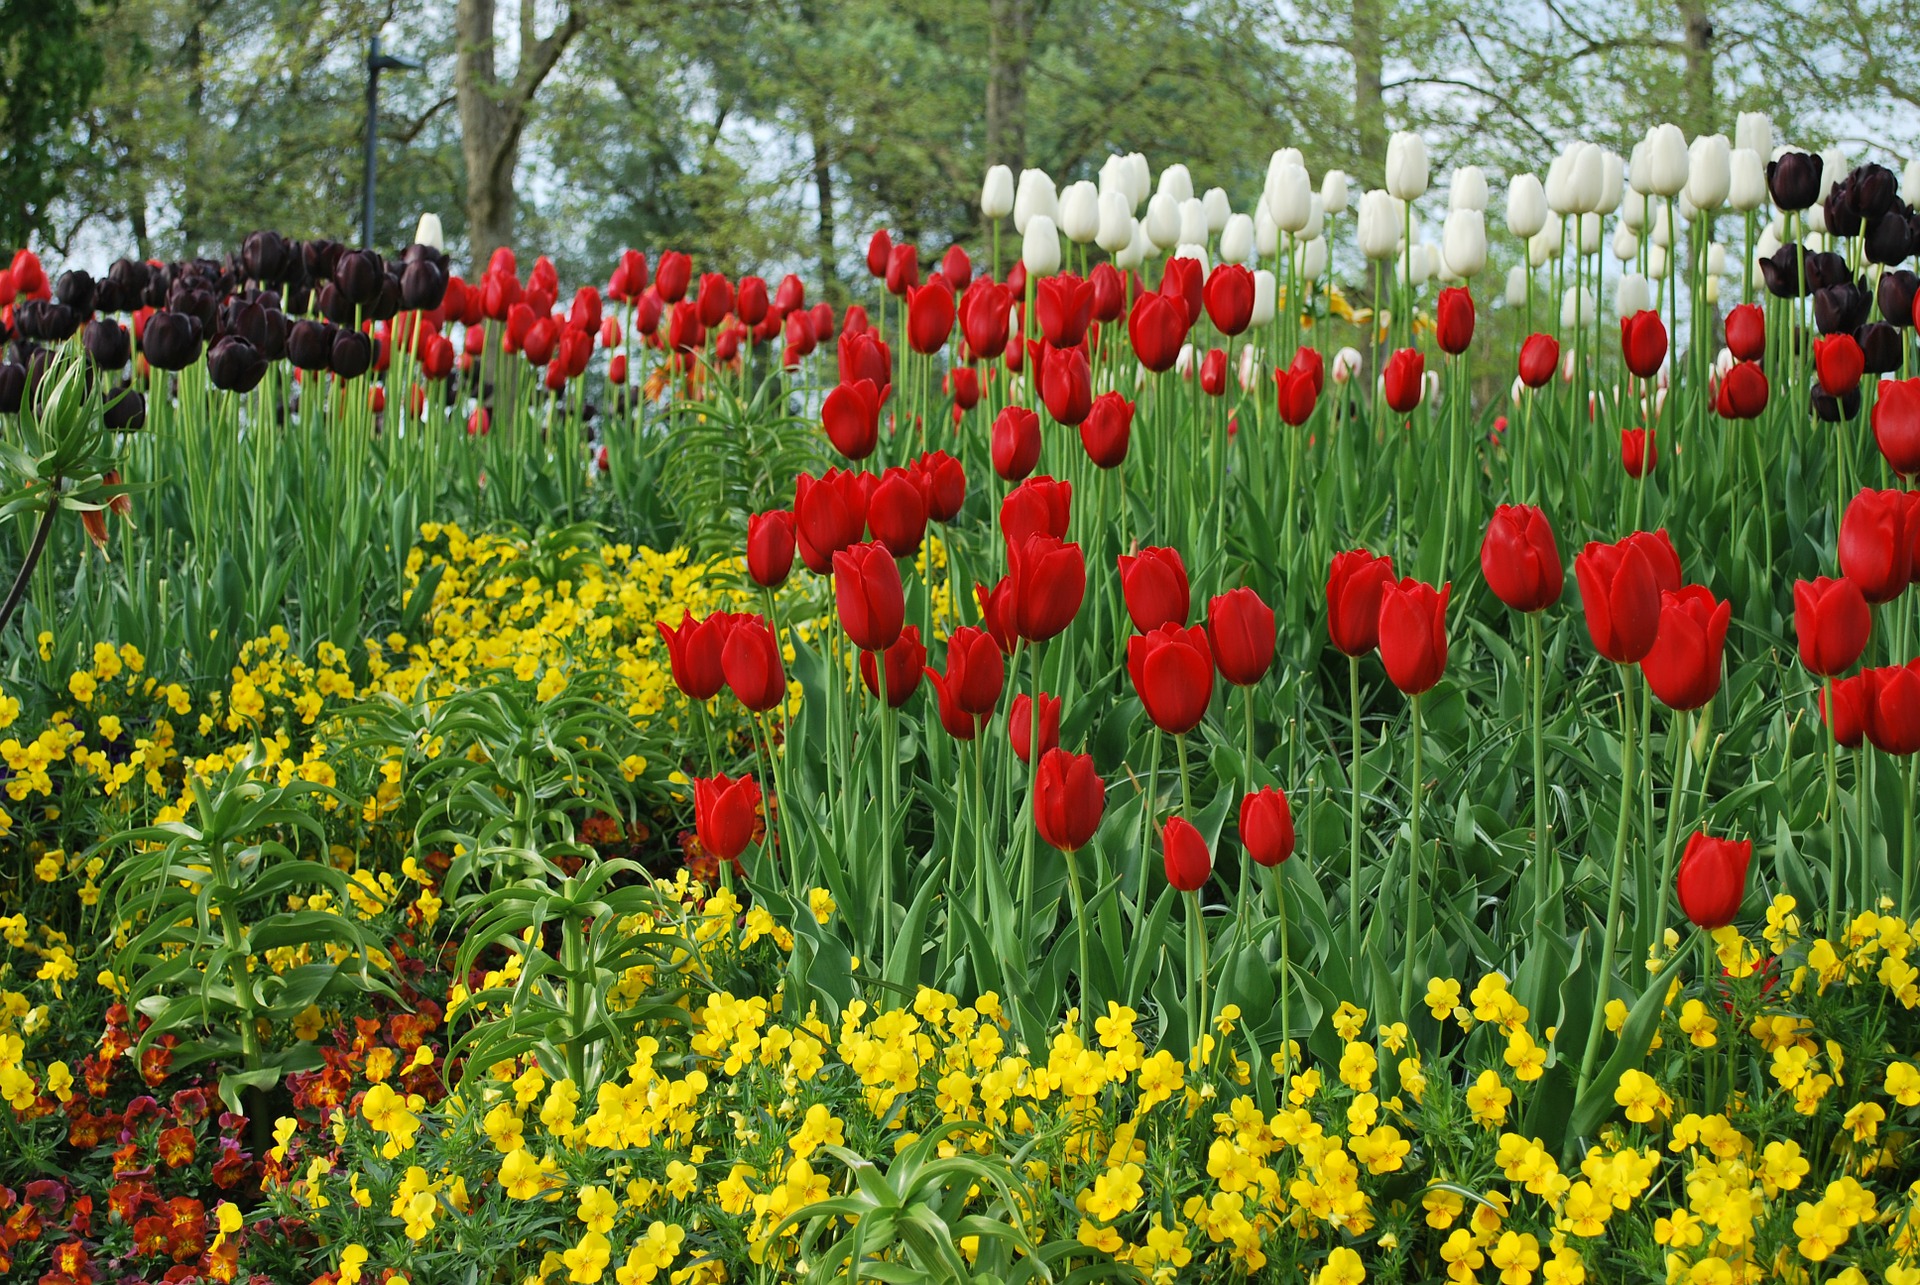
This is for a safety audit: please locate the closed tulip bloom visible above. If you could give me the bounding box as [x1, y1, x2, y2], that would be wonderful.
[1159, 256, 1203, 329]
[1240, 787, 1295, 867]
[1866, 663, 1920, 754]
[833, 542, 906, 651]
[1203, 263, 1256, 336]
[906, 278, 955, 355]
[1040, 343, 1093, 426]
[1118, 547, 1191, 632]
[1035, 748, 1105, 853]
[1768, 151, 1823, 211]
[1036, 274, 1093, 347]
[910, 450, 965, 524]
[1814, 332, 1865, 397]
[959, 280, 1013, 359]
[1275, 368, 1317, 426]
[695, 774, 762, 862]
[1642, 586, 1731, 710]
[1518, 333, 1558, 389]
[1208, 587, 1276, 686]
[1435, 287, 1475, 355]
[1080, 391, 1134, 468]
[695, 273, 734, 328]
[991, 406, 1042, 482]
[1686, 133, 1732, 210]
[655, 251, 691, 303]
[1022, 215, 1062, 276]
[822, 379, 881, 460]
[722, 615, 786, 712]
[1000, 476, 1072, 549]
[863, 230, 894, 279]
[860, 625, 926, 706]
[948, 365, 980, 412]
[1794, 577, 1871, 676]
[747, 510, 797, 587]
[1128, 291, 1188, 373]
[1326, 549, 1395, 656]
[1675, 832, 1752, 929]
[1442, 208, 1487, 278]
[867, 468, 929, 558]
[1620, 310, 1667, 379]
[1507, 174, 1548, 239]
[1383, 348, 1425, 413]
[657, 611, 734, 701]
[1725, 303, 1765, 361]
[794, 469, 869, 575]
[1386, 131, 1430, 200]
[1162, 815, 1214, 891]
[1377, 578, 1450, 694]
[1714, 362, 1769, 420]
[1575, 538, 1663, 664]
[942, 626, 1005, 714]
[1199, 347, 1229, 397]
[925, 668, 987, 740]
[1824, 673, 1869, 747]
[1088, 262, 1126, 323]
[1874, 378, 1920, 476]
[1128, 623, 1214, 733]
[1480, 505, 1563, 612]
[981, 165, 1015, 219]
[1008, 533, 1086, 642]
[1010, 691, 1063, 762]
[1621, 428, 1658, 478]
[1840, 488, 1915, 603]
[939, 244, 972, 292]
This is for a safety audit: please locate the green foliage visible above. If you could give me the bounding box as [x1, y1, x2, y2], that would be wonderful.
[0, 0, 102, 246]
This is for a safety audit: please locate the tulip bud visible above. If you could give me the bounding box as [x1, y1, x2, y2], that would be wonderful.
[1504, 265, 1529, 307]
[1144, 192, 1182, 250]
[1295, 237, 1328, 283]
[1022, 215, 1062, 276]
[1506, 174, 1547, 239]
[1096, 191, 1134, 253]
[1545, 149, 1576, 216]
[1356, 190, 1400, 261]
[1570, 143, 1605, 213]
[1609, 225, 1637, 263]
[1178, 199, 1208, 247]
[1217, 211, 1253, 267]
[1727, 149, 1767, 212]
[1641, 123, 1689, 196]
[1198, 187, 1229, 235]
[1385, 131, 1429, 201]
[1013, 168, 1058, 235]
[1447, 165, 1487, 212]
[1615, 273, 1651, 319]
[1561, 286, 1596, 330]
[981, 165, 1015, 219]
[1675, 832, 1752, 930]
[1685, 133, 1731, 211]
[1266, 163, 1312, 234]
[1321, 169, 1350, 214]
[1060, 181, 1100, 244]
[413, 213, 444, 251]
[1035, 749, 1106, 853]
[1443, 209, 1487, 278]
[1734, 112, 1772, 158]
[1118, 222, 1151, 270]
[1125, 153, 1152, 206]
[1162, 815, 1213, 891]
[1157, 163, 1194, 204]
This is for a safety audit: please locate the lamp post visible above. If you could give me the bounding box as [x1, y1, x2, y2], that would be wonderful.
[363, 35, 421, 249]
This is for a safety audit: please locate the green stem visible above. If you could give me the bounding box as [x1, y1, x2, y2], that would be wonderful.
[1529, 612, 1549, 931]
[1398, 693, 1424, 1022]
[1579, 665, 1639, 1095]
[1349, 655, 1364, 978]
[1186, 888, 1210, 1059]
[1066, 852, 1092, 1043]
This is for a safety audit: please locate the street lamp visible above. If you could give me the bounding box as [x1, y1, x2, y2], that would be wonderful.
[363, 35, 422, 249]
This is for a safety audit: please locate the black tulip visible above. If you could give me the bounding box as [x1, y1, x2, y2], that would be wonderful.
[1866, 214, 1913, 266]
[286, 319, 335, 371]
[1853, 163, 1899, 220]
[1811, 381, 1861, 422]
[92, 278, 128, 313]
[284, 281, 313, 314]
[1758, 247, 1802, 298]
[1769, 152, 1823, 212]
[400, 259, 448, 311]
[1823, 179, 1863, 238]
[54, 270, 96, 314]
[17, 301, 78, 343]
[368, 275, 402, 322]
[316, 281, 355, 325]
[0, 364, 23, 413]
[241, 230, 292, 283]
[207, 335, 269, 393]
[142, 310, 203, 371]
[108, 257, 149, 292]
[330, 328, 373, 379]
[83, 319, 131, 371]
[1804, 251, 1851, 293]
[256, 309, 289, 361]
[334, 250, 383, 305]
[103, 382, 146, 431]
[141, 277, 169, 310]
[168, 285, 219, 335]
[303, 239, 344, 282]
[1814, 282, 1871, 334]
[1880, 269, 1918, 327]
[1858, 322, 1904, 373]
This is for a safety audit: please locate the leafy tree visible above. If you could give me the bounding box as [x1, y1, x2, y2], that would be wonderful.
[0, 0, 104, 247]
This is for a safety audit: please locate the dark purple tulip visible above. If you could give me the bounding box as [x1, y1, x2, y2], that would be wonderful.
[141, 310, 202, 371]
[1866, 215, 1913, 266]
[1813, 382, 1863, 423]
[241, 230, 292, 283]
[208, 336, 268, 393]
[1859, 322, 1904, 374]
[1853, 163, 1899, 219]
[1768, 151, 1823, 211]
[103, 382, 145, 431]
[54, 270, 95, 314]
[1805, 251, 1852, 293]
[330, 328, 373, 380]
[1880, 269, 1917, 327]
[400, 259, 448, 311]
[1815, 282, 1872, 334]
[334, 249, 383, 305]
[286, 319, 334, 371]
[0, 364, 23, 413]
[83, 319, 130, 371]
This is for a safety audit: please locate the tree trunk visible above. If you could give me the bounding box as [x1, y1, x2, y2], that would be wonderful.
[810, 125, 837, 295]
[985, 0, 1029, 172]
[1677, 0, 1716, 137]
[1349, 0, 1386, 186]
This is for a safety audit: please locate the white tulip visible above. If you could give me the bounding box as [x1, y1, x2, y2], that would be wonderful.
[1728, 149, 1767, 212]
[1443, 207, 1487, 277]
[1255, 199, 1279, 257]
[1295, 236, 1329, 282]
[1332, 347, 1363, 384]
[1596, 151, 1625, 215]
[1299, 193, 1326, 241]
[1505, 264, 1529, 307]
[1174, 243, 1210, 273]
[1178, 198, 1208, 247]
[1449, 165, 1488, 212]
[1398, 241, 1434, 285]
[1266, 162, 1313, 233]
[1714, 347, 1737, 378]
[1642, 123, 1689, 196]
[1386, 131, 1429, 201]
[1220, 213, 1255, 265]
[1621, 187, 1648, 232]
[1735, 111, 1772, 158]
[1615, 272, 1651, 316]
[1096, 191, 1134, 253]
[1158, 162, 1194, 205]
[413, 213, 444, 250]
[1202, 187, 1232, 235]
[1818, 147, 1847, 202]
[1647, 243, 1670, 280]
[981, 165, 1015, 219]
[1572, 143, 1606, 213]
[1806, 203, 1828, 236]
[1612, 225, 1639, 262]
[1707, 242, 1726, 275]
[1435, 252, 1460, 284]
[1678, 190, 1699, 223]
[1577, 212, 1600, 255]
[1528, 230, 1554, 269]
[1649, 201, 1673, 248]
[1175, 343, 1195, 377]
[1687, 134, 1731, 210]
[1506, 174, 1548, 239]
[1357, 189, 1401, 260]
[1126, 153, 1152, 207]
[1117, 221, 1150, 270]
[1628, 140, 1651, 195]
[1545, 148, 1577, 216]
[1014, 169, 1058, 234]
[1321, 169, 1351, 214]
[1144, 192, 1182, 249]
[1755, 225, 1782, 261]
[1511, 375, 1527, 407]
[1252, 270, 1277, 325]
[1238, 344, 1263, 392]
[1904, 156, 1920, 207]
[1561, 286, 1596, 328]
[1022, 214, 1061, 275]
[1060, 181, 1101, 244]
[1705, 274, 1721, 305]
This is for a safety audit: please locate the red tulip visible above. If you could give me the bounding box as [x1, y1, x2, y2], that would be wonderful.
[1080, 392, 1134, 468]
[655, 251, 691, 303]
[734, 276, 769, 326]
[1089, 262, 1126, 322]
[1203, 263, 1256, 336]
[1815, 333, 1865, 396]
[696, 273, 734, 328]
[1199, 347, 1229, 397]
[1383, 348, 1425, 413]
[1162, 815, 1212, 890]
[975, 578, 1019, 654]
[1518, 333, 1558, 388]
[838, 329, 892, 393]
[1037, 274, 1094, 347]
[722, 615, 786, 712]
[1128, 623, 1214, 734]
[1620, 310, 1667, 379]
[1128, 291, 1188, 373]
[960, 280, 1013, 360]
[1207, 587, 1276, 686]
[695, 774, 762, 862]
[1034, 749, 1105, 853]
[609, 249, 647, 301]
[1326, 549, 1396, 657]
[886, 243, 919, 297]
[1642, 586, 1731, 711]
[633, 289, 663, 336]
[1435, 286, 1475, 355]
[1480, 504, 1563, 613]
[868, 467, 929, 557]
[1240, 787, 1295, 867]
[949, 365, 980, 411]
[1574, 538, 1664, 664]
[808, 302, 835, 343]
[793, 469, 869, 575]
[1040, 343, 1093, 426]
[567, 285, 602, 335]
[1873, 378, 1920, 476]
[942, 626, 1005, 714]
[1008, 534, 1086, 643]
[656, 611, 734, 701]
[1840, 488, 1914, 604]
[1010, 691, 1063, 762]
[775, 273, 807, 315]
[866, 229, 893, 278]
[860, 625, 926, 706]
[1377, 578, 1450, 695]
[1160, 256, 1203, 328]
[940, 244, 973, 292]
[1716, 361, 1769, 419]
[1866, 662, 1920, 754]
[1824, 673, 1869, 747]
[833, 542, 905, 652]
[913, 450, 967, 522]
[1793, 577, 1870, 676]
[523, 317, 558, 367]
[1725, 303, 1765, 361]
[1275, 368, 1317, 426]
[822, 379, 882, 461]
[667, 301, 704, 355]
[1000, 476, 1072, 549]
[420, 334, 455, 380]
[747, 510, 797, 588]
[1627, 530, 1683, 595]
[1289, 346, 1326, 396]
[1610, 427, 1654, 484]
[907, 278, 956, 355]
[1118, 547, 1191, 632]
[992, 406, 1042, 482]
[1675, 832, 1752, 930]
[484, 271, 523, 321]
